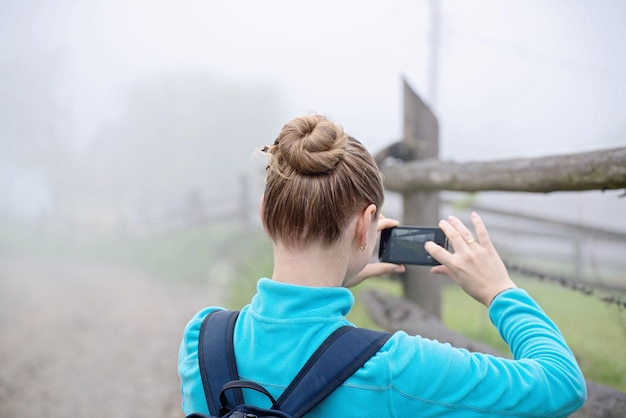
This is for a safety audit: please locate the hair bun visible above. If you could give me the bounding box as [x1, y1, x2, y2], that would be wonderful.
[275, 115, 347, 175]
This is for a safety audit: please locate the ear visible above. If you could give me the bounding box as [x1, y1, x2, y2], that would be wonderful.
[259, 194, 268, 232]
[356, 204, 377, 249]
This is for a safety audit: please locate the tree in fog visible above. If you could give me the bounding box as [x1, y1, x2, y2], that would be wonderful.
[75, 72, 285, 229]
[0, 49, 73, 221]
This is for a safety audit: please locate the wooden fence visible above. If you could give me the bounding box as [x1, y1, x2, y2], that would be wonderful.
[375, 78, 626, 318]
[368, 78, 626, 417]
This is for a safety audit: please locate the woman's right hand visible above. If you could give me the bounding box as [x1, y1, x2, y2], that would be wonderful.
[424, 212, 517, 307]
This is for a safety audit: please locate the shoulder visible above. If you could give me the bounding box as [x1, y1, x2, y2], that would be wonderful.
[178, 307, 228, 415]
[179, 306, 227, 364]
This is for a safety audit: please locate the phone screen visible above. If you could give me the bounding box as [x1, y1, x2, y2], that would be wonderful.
[379, 226, 447, 266]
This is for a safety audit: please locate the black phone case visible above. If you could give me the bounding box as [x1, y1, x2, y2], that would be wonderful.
[379, 226, 447, 266]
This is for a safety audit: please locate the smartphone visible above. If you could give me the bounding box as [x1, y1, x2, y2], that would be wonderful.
[378, 226, 448, 266]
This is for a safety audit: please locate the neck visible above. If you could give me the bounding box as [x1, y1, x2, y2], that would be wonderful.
[271, 241, 351, 287]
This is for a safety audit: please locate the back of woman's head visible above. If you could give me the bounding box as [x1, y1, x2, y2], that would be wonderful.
[262, 114, 384, 248]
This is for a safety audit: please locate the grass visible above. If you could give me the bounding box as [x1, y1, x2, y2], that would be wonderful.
[0, 221, 247, 284]
[347, 275, 626, 393]
[2, 221, 625, 392]
[506, 279, 626, 390]
[219, 227, 626, 393]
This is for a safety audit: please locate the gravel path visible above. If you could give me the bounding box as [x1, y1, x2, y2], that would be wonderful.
[0, 257, 222, 418]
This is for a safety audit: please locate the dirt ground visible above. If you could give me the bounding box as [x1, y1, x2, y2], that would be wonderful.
[0, 257, 222, 418]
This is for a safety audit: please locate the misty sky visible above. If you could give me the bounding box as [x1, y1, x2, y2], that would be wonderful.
[2, 0, 625, 228]
[8, 0, 624, 153]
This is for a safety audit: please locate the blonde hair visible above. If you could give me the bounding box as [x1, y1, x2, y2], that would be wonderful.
[262, 114, 384, 247]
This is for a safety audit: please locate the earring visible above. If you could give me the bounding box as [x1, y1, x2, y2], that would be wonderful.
[359, 243, 368, 252]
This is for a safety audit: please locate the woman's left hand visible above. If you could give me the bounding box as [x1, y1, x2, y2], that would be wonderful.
[344, 216, 405, 288]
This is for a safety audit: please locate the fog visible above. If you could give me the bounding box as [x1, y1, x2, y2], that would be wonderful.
[2, 0, 625, 234]
[2, 3, 626, 411]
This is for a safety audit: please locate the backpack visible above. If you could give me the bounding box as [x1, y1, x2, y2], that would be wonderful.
[186, 310, 391, 418]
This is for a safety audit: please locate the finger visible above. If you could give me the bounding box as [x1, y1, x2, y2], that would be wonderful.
[425, 240, 453, 266]
[470, 212, 493, 248]
[363, 262, 405, 276]
[352, 263, 405, 285]
[437, 219, 465, 251]
[447, 215, 477, 245]
[377, 217, 399, 232]
[430, 264, 451, 276]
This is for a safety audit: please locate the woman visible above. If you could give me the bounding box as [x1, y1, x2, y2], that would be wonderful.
[179, 114, 586, 417]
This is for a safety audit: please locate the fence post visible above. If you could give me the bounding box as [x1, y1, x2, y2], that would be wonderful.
[400, 78, 442, 318]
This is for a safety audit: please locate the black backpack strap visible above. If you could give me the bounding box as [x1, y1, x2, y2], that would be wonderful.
[220, 380, 281, 411]
[198, 311, 391, 418]
[277, 326, 391, 418]
[197, 310, 243, 416]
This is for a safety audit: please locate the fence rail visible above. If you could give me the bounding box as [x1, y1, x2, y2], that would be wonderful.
[365, 78, 626, 414]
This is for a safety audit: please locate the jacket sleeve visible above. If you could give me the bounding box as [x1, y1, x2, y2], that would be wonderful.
[386, 288, 587, 417]
[178, 307, 225, 416]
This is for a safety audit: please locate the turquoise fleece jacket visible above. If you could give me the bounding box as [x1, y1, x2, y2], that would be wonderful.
[179, 278, 586, 417]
